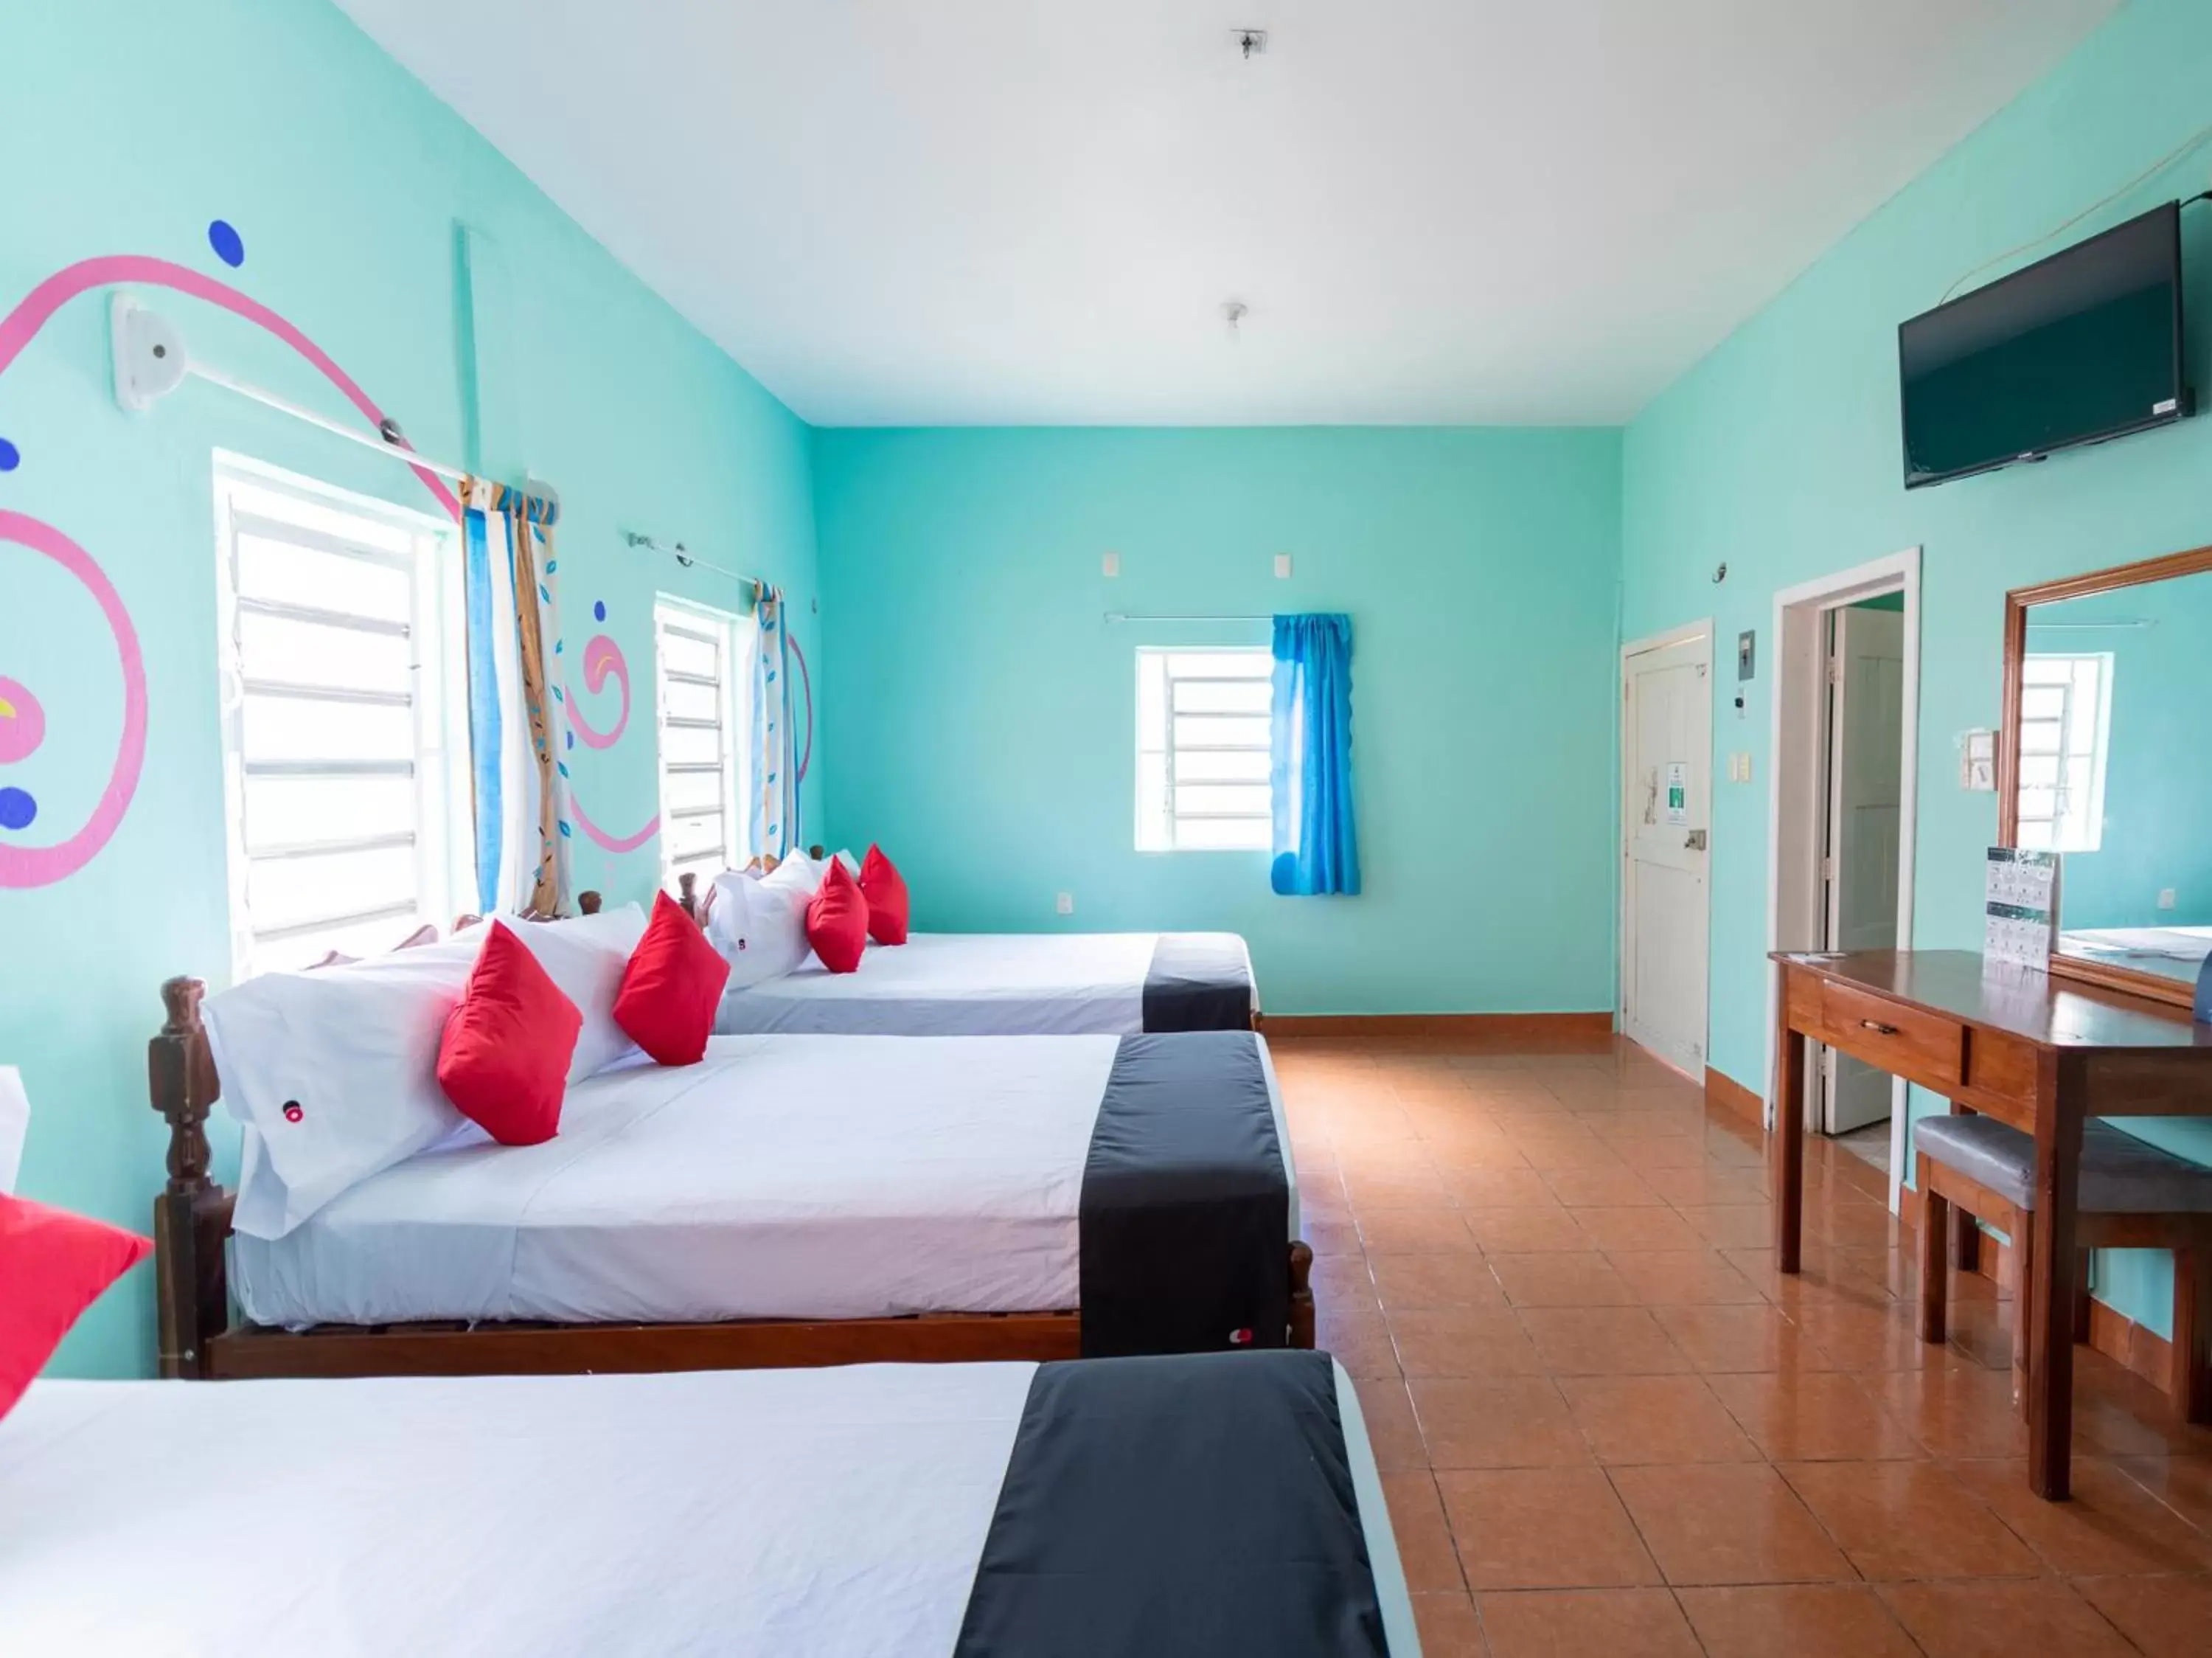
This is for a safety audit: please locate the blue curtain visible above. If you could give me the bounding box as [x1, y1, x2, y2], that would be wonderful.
[461, 503, 502, 913]
[1270, 613, 1360, 896]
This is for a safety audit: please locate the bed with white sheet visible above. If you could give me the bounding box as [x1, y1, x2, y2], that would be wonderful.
[712, 930, 1260, 1036]
[169, 903, 1301, 1378]
[209, 1030, 1304, 1371]
[0, 1355, 1415, 1657]
[2060, 923, 2212, 975]
[233, 1033, 1293, 1328]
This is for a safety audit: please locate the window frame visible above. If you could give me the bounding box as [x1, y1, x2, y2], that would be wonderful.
[2015, 650, 2114, 853]
[212, 453, 469, 979]
[653, 594, 752, 895]
[1133, 645, 1274, 853]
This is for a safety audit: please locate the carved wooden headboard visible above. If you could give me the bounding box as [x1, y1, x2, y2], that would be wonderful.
[150, 890, 607, 1375]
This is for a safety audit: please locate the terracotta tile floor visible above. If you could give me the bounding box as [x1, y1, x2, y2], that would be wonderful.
[1269, 1033, 2212, 1656]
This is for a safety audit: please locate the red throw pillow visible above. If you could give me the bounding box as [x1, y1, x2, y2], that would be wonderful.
[858, 844, 910, 946]
[0, 1196, 151, 1421]
[806, 857, 869, 974]
[615, 892, 733, 1066]
[437, 920, 581, 1145]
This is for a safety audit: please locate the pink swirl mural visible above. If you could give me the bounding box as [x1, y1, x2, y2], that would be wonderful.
[562, 617, 658, 853]
[567, 634, 631, 750]
[0, 515, 144, 887]
[0, 246, 457, 887]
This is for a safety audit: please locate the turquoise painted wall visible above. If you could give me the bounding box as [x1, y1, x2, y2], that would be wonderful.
[813, 427, 1622, 1016]
[1620, 0, 2212, 1335]
[2025, 575, 2212, 929]
[1, 0, 818, 1376]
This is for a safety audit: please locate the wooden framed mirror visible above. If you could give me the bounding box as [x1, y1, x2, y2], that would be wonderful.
[2000, 540, 2212, 1008]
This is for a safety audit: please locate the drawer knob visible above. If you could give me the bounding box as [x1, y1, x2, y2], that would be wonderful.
[1860, 1019, 1900, 1036]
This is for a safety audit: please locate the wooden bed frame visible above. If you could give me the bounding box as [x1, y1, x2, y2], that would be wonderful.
[150, 945, 1314, 1381]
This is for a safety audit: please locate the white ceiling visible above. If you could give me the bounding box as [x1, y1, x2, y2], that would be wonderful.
[337, 0, 2120, 426]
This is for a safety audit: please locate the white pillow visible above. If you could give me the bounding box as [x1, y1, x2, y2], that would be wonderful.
[708, 870, 811, 985]
[500, 904, 649, 1082]
[761, 853, 828, 897]
[208, 934, 482, 1239]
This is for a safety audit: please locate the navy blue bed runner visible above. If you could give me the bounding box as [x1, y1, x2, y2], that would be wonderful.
[1079, 1031, 1288, 1358]
[952, 1350, 1388, 1658]
[1141, 932, 1256, 1031]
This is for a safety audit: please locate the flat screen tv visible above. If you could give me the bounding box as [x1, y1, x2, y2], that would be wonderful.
[1899, 201, 2188, 488]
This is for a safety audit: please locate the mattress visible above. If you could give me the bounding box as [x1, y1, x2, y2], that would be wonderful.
[0, 1358, 1415, 1657]
[2062, 924, 2212, 965]
[713, 931, 1257, 1036]
[232, 1034, 1300, 1331]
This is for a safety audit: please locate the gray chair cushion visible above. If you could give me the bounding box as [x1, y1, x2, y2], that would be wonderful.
[1915, 1114, 2212, 1215]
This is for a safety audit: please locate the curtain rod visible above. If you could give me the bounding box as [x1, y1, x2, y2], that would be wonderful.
[187, 361, 565, 519]
[624, 531, 764, 591]
[1103, 611, 1273, 623]
[187, 362, 479, 485]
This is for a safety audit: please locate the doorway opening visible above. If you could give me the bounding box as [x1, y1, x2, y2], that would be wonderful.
[1620, 621, 1713, 1082]
[1764, 549, 1922, 1213]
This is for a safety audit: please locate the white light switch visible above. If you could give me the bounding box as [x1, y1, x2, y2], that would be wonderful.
[1273, 553, 1293, 579]
[2160, 887, 2178, 911]
[1960, 729, 1996, 791]
[1055, 892, 1074, 915]
[1725, 752, 1753, 783]
[1102, 552, 1121, 577]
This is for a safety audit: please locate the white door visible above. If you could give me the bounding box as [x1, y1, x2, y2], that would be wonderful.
[1622, 631, 1711, 1078]
[1820, 605, 1905, 1134]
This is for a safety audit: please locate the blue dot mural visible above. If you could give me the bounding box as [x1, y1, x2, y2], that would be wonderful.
[208, 220, 246, 268]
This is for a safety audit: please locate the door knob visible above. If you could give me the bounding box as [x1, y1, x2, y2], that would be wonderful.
[1684, 829, 1708, 851]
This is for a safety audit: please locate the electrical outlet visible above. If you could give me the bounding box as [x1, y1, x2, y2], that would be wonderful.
[1726, 752, 1753, 783]
[1056, 892, 1074, 915]
[1273, 553, 1293, 579]
[2160, 887, 2178, 911]
[1101, 551, 1120, 578]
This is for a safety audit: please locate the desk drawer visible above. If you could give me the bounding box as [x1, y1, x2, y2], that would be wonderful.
[1818, 980, 1964, 1089]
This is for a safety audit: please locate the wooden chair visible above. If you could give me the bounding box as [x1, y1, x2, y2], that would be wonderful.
[1916, 1113, 2212, 1422]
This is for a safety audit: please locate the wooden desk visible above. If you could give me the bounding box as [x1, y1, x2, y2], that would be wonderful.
[1770, 948, 2212, 1500]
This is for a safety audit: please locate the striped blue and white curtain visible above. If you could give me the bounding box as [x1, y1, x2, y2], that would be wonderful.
[460, 479, 574, 916]
[748, 582, 801, 859]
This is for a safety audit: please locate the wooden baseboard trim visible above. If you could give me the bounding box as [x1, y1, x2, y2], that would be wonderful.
[1704, 1067, 1764, 1128]
[1893, 1184, 2177, 1392]
[1258, 1011, 1613, 1047]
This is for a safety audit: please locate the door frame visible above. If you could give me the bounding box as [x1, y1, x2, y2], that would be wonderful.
[1618, 618, 1714, 1082]
[1761, 548, 1922, 1215]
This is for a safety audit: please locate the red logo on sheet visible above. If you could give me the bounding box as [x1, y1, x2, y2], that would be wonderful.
[282, 1101, 304, 1123]
[1229, 1328, 1253, 1346]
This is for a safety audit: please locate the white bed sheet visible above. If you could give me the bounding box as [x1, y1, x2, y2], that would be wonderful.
[233, 1034, 1300, 1330]
[0, 1360, 1411, 1657]
[714, 932, 1168, 1036]
[2062, 923, 2212, 963]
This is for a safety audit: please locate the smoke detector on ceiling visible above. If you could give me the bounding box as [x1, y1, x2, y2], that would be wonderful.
[1233, 28, 1267, 59]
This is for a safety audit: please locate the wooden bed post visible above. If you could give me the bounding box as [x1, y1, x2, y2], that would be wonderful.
[149, 977, 232, 1381]
[577, 889, 602, 915]
[676, 873, 698, 920]
[1288, 1241, 1315, 1350]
